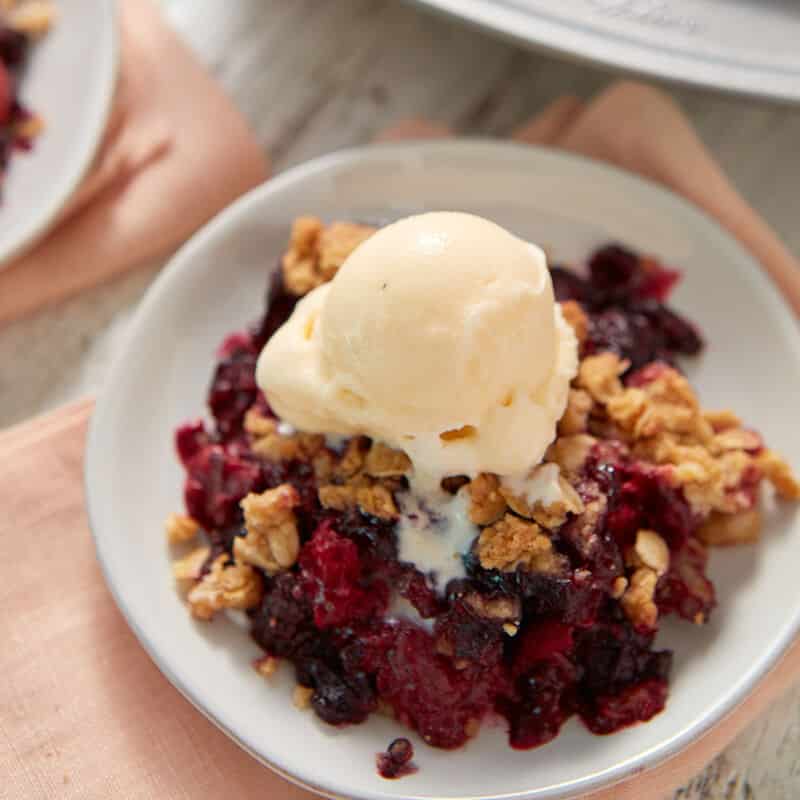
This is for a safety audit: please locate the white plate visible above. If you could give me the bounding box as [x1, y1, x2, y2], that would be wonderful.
[86, 141, 800, 800]
[411, 0, 800, 103]
[0, 0, 118, 265]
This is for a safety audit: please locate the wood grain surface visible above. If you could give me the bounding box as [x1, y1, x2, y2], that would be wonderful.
[2, 1, 799, 797]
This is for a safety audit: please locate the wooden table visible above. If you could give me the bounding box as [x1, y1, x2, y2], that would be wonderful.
[3, 1, 799, 796]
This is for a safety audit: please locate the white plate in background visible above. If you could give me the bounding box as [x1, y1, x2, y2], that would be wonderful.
[0, 0, 118, 266]
[411, 0, 800, 103]
[86, 141, 800, 800]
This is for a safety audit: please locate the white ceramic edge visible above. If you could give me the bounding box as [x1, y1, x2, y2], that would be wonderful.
[409, 0, 800, 104]
[86, 140, 800, 800]
[0, 0, 120, 266]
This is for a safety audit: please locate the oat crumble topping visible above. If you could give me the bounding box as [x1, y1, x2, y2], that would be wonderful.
[560, 299, 588, 343]
[282, 217, 375, 295]
[165, 513, 200, 544]
[237, 484, 301, 574]
[558, 388, 593, 435]
[620, 567, 659, 631]
[466, 473, 506, 526]
[477, 514, 567, 573]
[187, 555, 263, 620]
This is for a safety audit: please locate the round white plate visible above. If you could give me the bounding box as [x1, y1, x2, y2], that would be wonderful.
[0, 0, 118, 265]
[86, 141, 800, 800]
[412, 0, 800, 103]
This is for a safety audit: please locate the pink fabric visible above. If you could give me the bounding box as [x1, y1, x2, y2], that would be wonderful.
[1, 81, 799, 799]
[0, 0, 268, 327]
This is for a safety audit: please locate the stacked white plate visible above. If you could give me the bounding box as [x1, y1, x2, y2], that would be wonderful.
[413, 0, 800, 103]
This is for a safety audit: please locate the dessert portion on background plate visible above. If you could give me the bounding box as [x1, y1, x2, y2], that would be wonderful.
[167, 212, 799, 756]
[0, 0, 54, 189]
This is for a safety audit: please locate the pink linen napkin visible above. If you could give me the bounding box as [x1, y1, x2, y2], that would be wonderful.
[1, 81, 799, 800]
[0, 0, 268, 326]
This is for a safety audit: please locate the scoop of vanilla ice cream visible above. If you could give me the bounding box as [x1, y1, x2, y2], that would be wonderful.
[257, 212, 578, 479]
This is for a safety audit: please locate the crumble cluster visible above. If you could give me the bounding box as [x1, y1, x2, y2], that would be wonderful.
[281, 217, 375, 295]
[576, 352, 799, 531]
[2, 1, 55, 37]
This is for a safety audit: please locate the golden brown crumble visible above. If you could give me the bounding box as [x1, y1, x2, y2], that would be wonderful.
[703, 409, 742, 432]
[577, 352, 628, 404]
[709, 428, 761, 454]
[466, 473, 507, 526]
[319, 483, 399, 520]
[282, 217, 375, 295]
[243, 407, 277, 437]
[14, 113, 44, 140]
[248, 413, 325, 464]
[292, 685, 314, 710]
[620, 567, 659, 630]
[610, 576, 628, 599]
[500, 470, 584, 530]
[606, 368, 702, 440]
[462, 592, 520, 623]
[172, 546, 210, 583]
[165, 513, 200, 544]
[574, 359, 783, 520]
[187, 555, 263, 620]
[757, 450, 800, 499]
[318, 222, 375, 280]
[697, 509, 762, 547]
[254, 655, 280, 678]
[236, 484, 301, 575]
[7, 0, 55, 36]
[546, 433, 597, 477]
[334, 437, 368, 479]
[364, 442, 412, 478]
[627, 529, 670, 576]
[477, 515, 567, 573]
[559, 388, 593, 436]
[560, 300, 588, 343]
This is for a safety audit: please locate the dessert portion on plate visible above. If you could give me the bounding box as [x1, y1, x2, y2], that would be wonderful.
[0, 0, 54, 189]
[168, 212, 799, 754]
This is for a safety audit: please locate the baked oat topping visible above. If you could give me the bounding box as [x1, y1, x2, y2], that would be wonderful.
[560, 300, 588, 343]
[628, 529, 670, 577]
[500, 471, 584, 530]
[462, 592, 521, 623]
[282, 216, 375, 295]
[558, 388, 593, 435]
[364, 442, 412, 478]
[621, 567, 659, 630]
[187, 555, 263, 620]
[247, 413, 325, 464]
[466, 473, 506, 526]
[165, 512, 200, 544]
[545, 433, 597, 477]
[254, 655, 280, 678]
[334, 437, 369, 479]
[6, 0, 55, 36]
[172, 546, 210, 583]
[293, 685, 315, 710]
[757, 450, 800, 500]
[318, 483, 398, 520]
[477, 514, 567, 573]
[577, 352, 628, 404]
[697, 508, 762, 547]
[236, 484, 301, 574]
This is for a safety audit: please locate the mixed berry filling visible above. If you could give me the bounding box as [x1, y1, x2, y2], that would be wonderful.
[168, 227, 798, 763]
[0, 15, 43, 190]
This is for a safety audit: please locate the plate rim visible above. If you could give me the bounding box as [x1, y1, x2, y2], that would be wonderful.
[408, 0, 800, 104]
[86, 139, 800, 800]
[0, 0, 120, 267]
